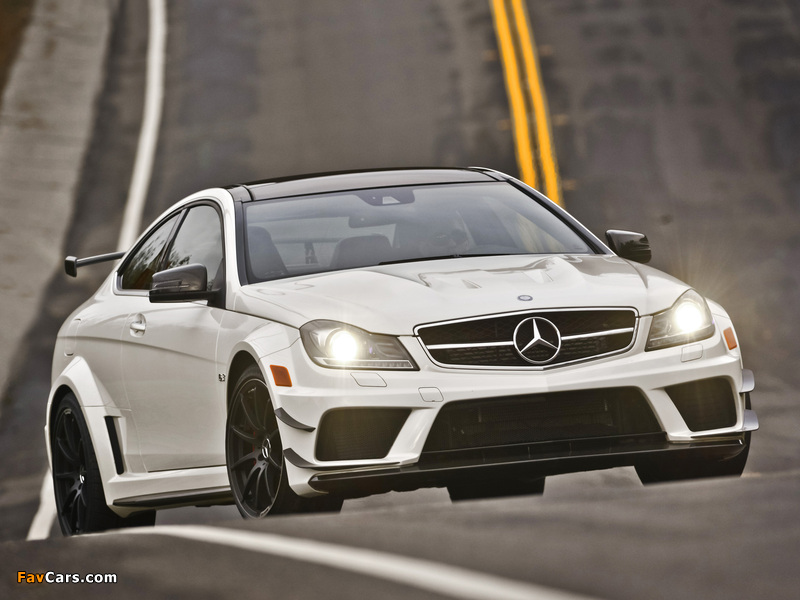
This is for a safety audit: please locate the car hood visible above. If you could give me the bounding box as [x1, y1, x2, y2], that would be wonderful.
[234, 255, 690, 334]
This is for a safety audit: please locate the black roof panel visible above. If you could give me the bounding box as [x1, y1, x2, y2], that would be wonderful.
[241, 168, 501, 201]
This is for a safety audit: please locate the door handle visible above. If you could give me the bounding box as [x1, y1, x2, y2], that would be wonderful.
[130, 317, 146, 334]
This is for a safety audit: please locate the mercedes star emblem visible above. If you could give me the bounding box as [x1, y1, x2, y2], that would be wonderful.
[513, 317, 562, 364]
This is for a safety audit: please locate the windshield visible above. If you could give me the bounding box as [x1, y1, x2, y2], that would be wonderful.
[243, 182, 594, 282]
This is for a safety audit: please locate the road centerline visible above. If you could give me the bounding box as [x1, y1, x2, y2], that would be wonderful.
[510, 0, 562, 207]
[491, 0, 537, 189]
[490, 0, 562, 206]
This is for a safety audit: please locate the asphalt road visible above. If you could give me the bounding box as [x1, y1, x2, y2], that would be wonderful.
[2, 1, 800, 598]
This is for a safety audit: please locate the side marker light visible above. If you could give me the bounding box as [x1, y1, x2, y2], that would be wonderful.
[270, 365, 293, 387]
[723, 327, 738, 350]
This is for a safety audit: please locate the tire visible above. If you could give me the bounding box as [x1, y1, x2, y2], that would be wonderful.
[225, 364, 342, 518]
[51, 393, 155, 536]
[636, 393, 752, 484]
[448, 475, 546, 502]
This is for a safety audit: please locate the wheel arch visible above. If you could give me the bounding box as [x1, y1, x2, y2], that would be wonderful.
[49, 384, 76, 426]
[45, 384, 78, 472]
[46, 359, 123, 503]
[226, 350, 262, 410]
[223, 319, 299, 411]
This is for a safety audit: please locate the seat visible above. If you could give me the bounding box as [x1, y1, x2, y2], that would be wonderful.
[247, 227, 288, 280]
[330, 235, 393, 270]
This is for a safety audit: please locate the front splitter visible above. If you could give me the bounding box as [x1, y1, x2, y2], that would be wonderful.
[308, 433, 747, 498]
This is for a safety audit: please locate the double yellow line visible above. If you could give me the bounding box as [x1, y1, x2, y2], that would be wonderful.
[491, 0, 562, 206]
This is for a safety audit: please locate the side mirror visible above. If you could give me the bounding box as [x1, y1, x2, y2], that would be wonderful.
[149, 264, 216, 303]
[605, 230, 651, 264]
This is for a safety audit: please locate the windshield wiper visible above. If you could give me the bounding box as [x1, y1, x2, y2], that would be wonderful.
[379, 253, 520, 266]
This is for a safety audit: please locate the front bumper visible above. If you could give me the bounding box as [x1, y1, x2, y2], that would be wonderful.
[263, 317, 757, 497]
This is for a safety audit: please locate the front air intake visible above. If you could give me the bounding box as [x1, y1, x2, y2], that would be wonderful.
[316, 408, 411, 461]
[665, 378, 737, 432]
[422, 388, 661, 453]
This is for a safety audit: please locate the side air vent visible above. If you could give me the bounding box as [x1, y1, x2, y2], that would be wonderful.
[104, 417, 124, 475]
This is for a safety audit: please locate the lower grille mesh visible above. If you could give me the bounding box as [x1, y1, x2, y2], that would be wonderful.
[316, 408, 410, 461]
[423, 388, 661, 453]
[665, 378, 737, 432]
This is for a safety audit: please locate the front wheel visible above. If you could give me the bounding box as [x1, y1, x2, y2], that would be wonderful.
[225, 364, 342, 518]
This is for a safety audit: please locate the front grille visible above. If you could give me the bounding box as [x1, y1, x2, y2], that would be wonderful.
[666, 378, 737, 432]
[422, 388, 661, 453]
[316, 408, 410, 461]
[416, 309, 637, 368]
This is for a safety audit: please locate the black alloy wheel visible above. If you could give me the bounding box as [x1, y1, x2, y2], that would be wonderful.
[51, 393, 154, 535]
[226, 364, 342, 518]
[52, 403, 89, 533]
[226, 365, 292, 518]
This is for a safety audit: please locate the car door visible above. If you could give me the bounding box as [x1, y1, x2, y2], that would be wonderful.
[119, 203, 227, 472]
[80, 211, 183, 421]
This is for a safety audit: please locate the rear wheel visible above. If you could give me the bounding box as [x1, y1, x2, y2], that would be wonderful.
[51, 393, 155, 535]
[447, 475, 545, 502]
[225, 364, 342, 518]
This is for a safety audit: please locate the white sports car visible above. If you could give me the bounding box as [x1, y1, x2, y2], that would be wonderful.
[47, 167, 758, 535]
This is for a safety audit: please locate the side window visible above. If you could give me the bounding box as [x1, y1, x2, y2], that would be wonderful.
[119, 214, 180, 290]
[163, 205, 224, 290]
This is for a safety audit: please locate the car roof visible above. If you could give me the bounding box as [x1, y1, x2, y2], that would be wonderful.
[235, 167, 503, 201]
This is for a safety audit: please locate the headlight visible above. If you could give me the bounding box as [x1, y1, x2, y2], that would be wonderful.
[300, 320, 418, 370]
[646, 289, 715, 351]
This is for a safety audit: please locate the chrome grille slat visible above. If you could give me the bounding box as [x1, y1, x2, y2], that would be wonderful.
[426, 341, 515, 350]
[561, 327, 635, 340]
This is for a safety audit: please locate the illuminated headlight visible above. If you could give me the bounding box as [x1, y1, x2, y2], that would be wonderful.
[646, 289, 715, 351]
[300, 320, 417, 370]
